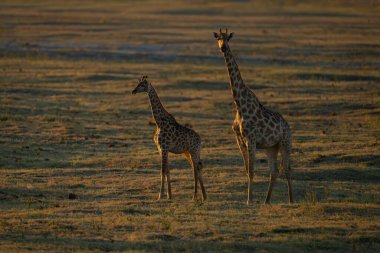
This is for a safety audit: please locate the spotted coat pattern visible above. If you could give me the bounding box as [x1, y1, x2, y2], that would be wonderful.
[132, 77, 207, 202]
[214, 29, 293, 205]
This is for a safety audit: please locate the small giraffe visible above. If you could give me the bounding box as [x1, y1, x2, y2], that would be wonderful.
[214, 28, 293, 205]
[132, 76, 207, 202]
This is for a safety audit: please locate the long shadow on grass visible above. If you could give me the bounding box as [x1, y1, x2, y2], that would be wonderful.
[1, 231, 376, 252]
[47, 168, 126, 178]
[164, 80, 227, 91]
[161, 96, 204, 102]
[294, 167, 380, 183]
[290, 73, 380, 82]
[312, 154, 380, 167]
[204, 155, 243, 168]
[292, 101, 377, 115]
[168, 154, 242, 172]
[0, 186, 85, 208]
[2, 87, 123, 97]
[0, 140, 109, 169]
[164, 80, 269, 91]
[322, 205, 380, 218]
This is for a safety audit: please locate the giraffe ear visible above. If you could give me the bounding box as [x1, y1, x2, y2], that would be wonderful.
[213, 32, 219, 39]
[227, 32, 234, 41]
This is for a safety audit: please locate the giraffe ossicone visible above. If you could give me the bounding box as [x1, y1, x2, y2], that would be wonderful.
[132, 76, 207, 202]
[214, 28, 293, 205]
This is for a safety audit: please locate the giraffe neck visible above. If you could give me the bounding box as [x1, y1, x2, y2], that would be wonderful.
[223, 47, 260, 113]
[147, 85, 175, 127]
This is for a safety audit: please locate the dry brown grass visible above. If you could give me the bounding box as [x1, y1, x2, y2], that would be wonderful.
[0, 0, 379, 252]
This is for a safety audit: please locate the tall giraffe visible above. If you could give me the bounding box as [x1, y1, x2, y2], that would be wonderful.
[214, 29, 293, 205]
[132, 76, 207, 202]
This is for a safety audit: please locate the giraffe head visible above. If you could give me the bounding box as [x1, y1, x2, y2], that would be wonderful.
[132, 75, 150, 94]
[213, 28, 234, 53]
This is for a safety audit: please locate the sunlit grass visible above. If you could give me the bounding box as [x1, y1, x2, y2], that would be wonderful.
[0, 0, 379, 252]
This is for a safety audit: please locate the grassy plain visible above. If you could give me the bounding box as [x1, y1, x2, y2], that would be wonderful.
[0, 0, 379, 252]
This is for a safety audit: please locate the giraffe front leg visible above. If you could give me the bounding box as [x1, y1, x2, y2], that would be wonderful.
[232, 121, 249, 175]
[246, 138, 256, 206]
[235, 133, 249, 175]
[158, 149, 168, 200]
[166, 167, 172, 200]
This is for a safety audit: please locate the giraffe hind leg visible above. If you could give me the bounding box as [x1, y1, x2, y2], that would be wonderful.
[264, 147, 279, 204]
[189, 152, 200, 201]
[198, 160, 207, 202]
[286, 170, 293, 204]
[186, 151, 206, 202]
[280, 142, 293, 204]
[246, 139, 256, 206]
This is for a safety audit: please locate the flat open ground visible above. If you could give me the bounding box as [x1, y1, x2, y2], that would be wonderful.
[1, 0, 379, 252]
